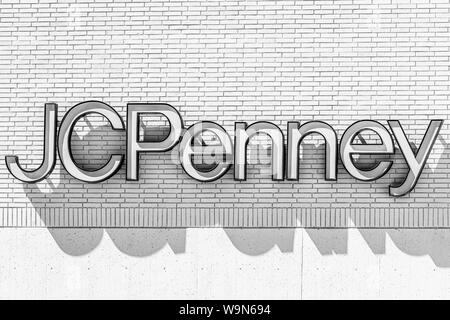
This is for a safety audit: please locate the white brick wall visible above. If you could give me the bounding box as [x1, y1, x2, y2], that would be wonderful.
[1, 0, 449, 226]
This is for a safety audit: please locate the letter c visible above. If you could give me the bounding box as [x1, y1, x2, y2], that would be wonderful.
[58, 101, 125, 183]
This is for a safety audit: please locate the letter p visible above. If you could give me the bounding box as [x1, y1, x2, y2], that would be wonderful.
[126, 103, 183, 181]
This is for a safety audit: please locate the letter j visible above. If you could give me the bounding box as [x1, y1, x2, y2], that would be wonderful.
[5, 103, 57, 183]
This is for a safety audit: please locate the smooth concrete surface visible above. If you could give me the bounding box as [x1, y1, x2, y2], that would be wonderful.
[0, 228, 449, 299]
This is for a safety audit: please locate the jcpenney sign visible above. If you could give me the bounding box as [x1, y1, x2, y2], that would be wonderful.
[5, 101, 443, 197]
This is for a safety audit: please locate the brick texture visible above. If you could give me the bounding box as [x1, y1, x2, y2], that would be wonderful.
[0, 0, 449, 226]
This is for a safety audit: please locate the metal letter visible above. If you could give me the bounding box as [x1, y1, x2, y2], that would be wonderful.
[179, 121, 232, 182]
[388, 120, 443, 197]
[234, 121, 284, 181]
[6, 103, 57, 183]
[58, 101, 125, 183]
[340, 120, 394, 181]
[287, 121, 338, 181]
[127, 103, 183, 181]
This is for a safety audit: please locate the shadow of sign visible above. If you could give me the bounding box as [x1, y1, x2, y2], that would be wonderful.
[23, 122, 187, 257]
[300, 137, 450, 267]
[20, 119, 450, 267]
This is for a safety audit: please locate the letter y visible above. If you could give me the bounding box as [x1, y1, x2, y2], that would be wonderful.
[388, 120, 443, 197]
